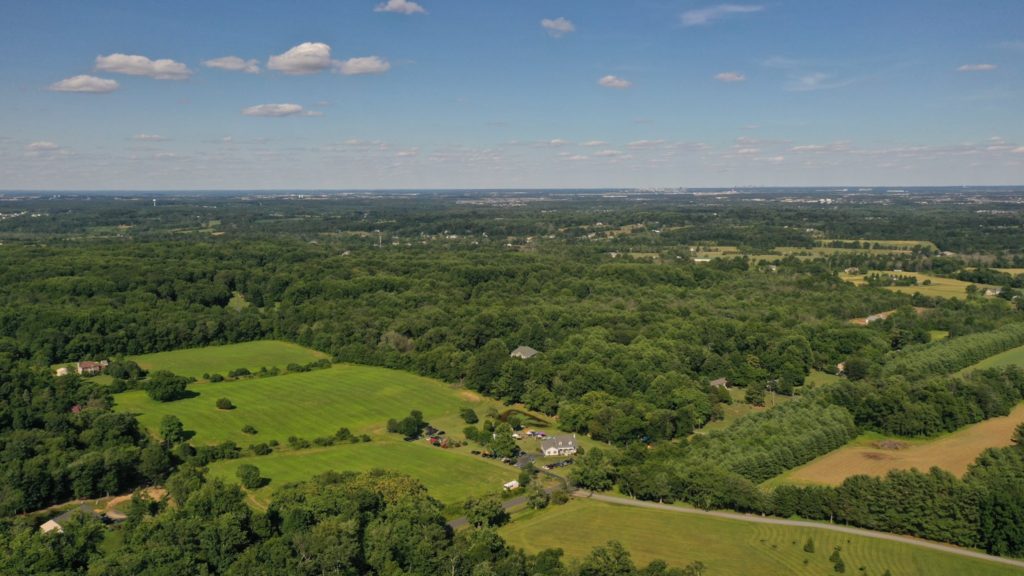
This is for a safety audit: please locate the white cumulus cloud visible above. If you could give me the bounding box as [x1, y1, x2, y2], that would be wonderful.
[204, 56, 260, 74]
[375, 0, 426, 14]
[132, 134, 168, 142]
[598, 75, 631, 89]
[95, 53, 192, 80]
[267, 42, 334, 75]
[242, 103, 308, 117]
[681, 4, 763, 26]
[541, 17, 575, 37]
[957, 63, 997, 72]
[335, 56, 391, 75]
[582, 140, 607, 147]
[714, 71, 746, 82]
[49, 75, 119, 93]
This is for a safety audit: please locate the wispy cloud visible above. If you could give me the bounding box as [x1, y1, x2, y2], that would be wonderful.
[375, 0, 426, 15]
[204, 56, 260, 74]
[714, 71, 746, 82]
[681, 4, 763, 26]
[49, 75, 119, 93]
[786, 72, 855, 92]
[27, 141, 60, 152]
[95, 53, 192, 80]
[598, 75, 632, 89]
[242, 103, 315, 117]
[132, 134, 168, 142]
[541, 17, 575, 37]
[335, 56, 391, 76]
[957, 63, 997, 72]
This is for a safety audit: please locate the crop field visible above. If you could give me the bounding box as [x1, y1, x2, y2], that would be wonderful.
[770, 403, 1024, 487]
[206, 440, 515, 508]
[499, 499, 1018, 576]
[115, 362, 500, 445]
[957, 343, 1024, 375]
[129, 340, 327, 380]
[840, 271, 993, 299]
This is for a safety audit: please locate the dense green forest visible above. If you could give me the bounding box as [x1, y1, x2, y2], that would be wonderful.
[3, 189, 1024, 571]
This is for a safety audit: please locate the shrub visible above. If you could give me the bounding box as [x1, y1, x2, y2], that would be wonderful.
[460, 408, 479, 424]
[146, 371, 189, 402]
[242, 424, 258, 435]
[209, 373, 225, 382]
[216, 398, 235, 410]
[251, 443, 272, 456]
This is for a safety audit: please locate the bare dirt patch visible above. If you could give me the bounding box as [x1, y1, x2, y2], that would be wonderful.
[872, 440, 909, 450]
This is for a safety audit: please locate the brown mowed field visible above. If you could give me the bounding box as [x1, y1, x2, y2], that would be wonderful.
[775, 403, 1024, 486]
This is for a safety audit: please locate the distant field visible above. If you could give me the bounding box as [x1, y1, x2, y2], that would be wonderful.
[770, 403, 1024, 487]
[499, 499, 1018, 576]
[115, 363, 496, 445]
[957, 343, 1024, 375]
[129, 340, 327, 380]
[840, 271, 993, 299]
[995, 268, 1024, 275]
[698, 388, 794, 434]
[206, 440, 514, 507]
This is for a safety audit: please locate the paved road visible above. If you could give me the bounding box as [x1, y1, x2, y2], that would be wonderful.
[448, 470, 569, 530]
[578, 492, 1024, 571]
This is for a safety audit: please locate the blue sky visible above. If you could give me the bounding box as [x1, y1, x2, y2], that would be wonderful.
[1, 0, 1022, 189]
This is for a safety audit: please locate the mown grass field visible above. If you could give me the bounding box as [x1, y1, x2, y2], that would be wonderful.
[206, 440, 515, 507]
[769, 403, 1024, 487]
[957, 343, 1024, 375]
[129, 340, 327, 380]
[116, 363, 497, 445]
[499, 499, 1020, 576]
[840, 271, 993, 299]
[698, 387, 794, 434]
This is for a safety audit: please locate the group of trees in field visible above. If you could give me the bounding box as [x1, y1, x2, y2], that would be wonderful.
[880, 322, 1024, 379]
[0, 469, 694, 575]
[0, 360, 174, 516]
[829, 366, 1024, 436]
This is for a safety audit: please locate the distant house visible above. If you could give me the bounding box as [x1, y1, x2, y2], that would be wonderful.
[844, 267, 860, 275]
[694, 258, 712, 263]
[503, 480, 520, 491]
[40, 504, 101, 534]
[836, 362, 847, 375]
[76, 360, 108, 376]
[55, 366, 69, 377]
[510, 346, 539, 360]
[540, 435, 577, 457]
[985, 287, 1003, 297]
[709, 378, 729, 389]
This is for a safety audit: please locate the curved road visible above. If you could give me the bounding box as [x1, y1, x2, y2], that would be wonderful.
[577, 492, 1024, 571]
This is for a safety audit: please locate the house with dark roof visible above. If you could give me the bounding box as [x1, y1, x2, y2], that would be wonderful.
[40, 504, 101, 534]
[510, 345, 539, 360]
[76, 360, 108, 376]
[540, 434, 577, 457]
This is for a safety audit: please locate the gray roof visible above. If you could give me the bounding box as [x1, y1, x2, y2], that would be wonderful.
[540, 435, 576, 451]
[510, 345, 539, 359]
[50, 504, 100, 526]
[709, 377, 729, 387]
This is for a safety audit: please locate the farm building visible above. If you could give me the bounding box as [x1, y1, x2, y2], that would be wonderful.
[55, 366, 69, 377]
[503, 480, 520, 491]
[540, 435, 577, 457]
[510, 346, 539, 360]
[76, 360, 108, 376]
[40, 504, 101, 534]
[709, 378, 729, 389]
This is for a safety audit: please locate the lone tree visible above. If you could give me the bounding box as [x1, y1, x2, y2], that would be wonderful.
[803, 538, 815, 553]
[386, 410, 427, 439]
[216, 398, 235, 410]
[159, 415, 185, 446]
[489, 423, 519, 459]
[236, 464, 263, 489]
[145, 371, 189, 402]
[463, 494, 508, 528]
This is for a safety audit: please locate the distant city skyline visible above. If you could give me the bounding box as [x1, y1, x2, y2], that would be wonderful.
[1, 0, 1022, 190]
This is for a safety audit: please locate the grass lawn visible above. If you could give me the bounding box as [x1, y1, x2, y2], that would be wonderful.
[129, 340, 328, 380]
[499, 499, 1020, 576]
[767, 403, 1024, 487]
[115, 363, 501, 445]
[698, 388, 793, 434]
[804, 370, 841, 388]
[206, 440, 516, 508]
[957, 343, 1024, 375]
[840, 271, 994, 299]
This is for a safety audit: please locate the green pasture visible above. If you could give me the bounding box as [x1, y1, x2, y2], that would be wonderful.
[958, 343, 1024, 375]
[115, 363, 499, 445]
[129, 340, 328, 380]
[840, 271, 993, 299]
[207, 440, 516, 508]
[499, 499, 1020, 576]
